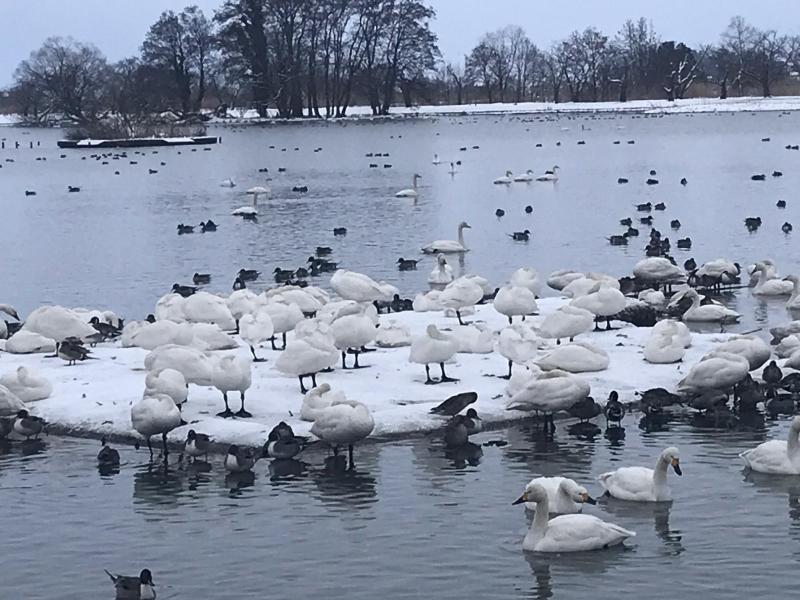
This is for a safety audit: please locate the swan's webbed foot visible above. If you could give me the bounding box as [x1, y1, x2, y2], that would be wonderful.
[217, 409, 235, 418]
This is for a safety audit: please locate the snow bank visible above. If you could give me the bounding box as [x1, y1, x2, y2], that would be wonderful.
[2, 297, 742, 450]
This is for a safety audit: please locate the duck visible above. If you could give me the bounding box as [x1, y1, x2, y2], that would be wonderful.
[604, 391, 626, 425]
[275, 335, 338, 394]
[397, 257, 418, 271]
[508, 229, 531, 241]
[184, 429, 211, 462]
[264, 422, 310, 459]
[440, 277, 484, 325]
[429, 391, 478, 416]
[537, 305, 594, 344]
[493, 285, 537, 324]
[522, 476, 595, 514]
[428, 254, 454, 286]
[333, 227, 347, 236]
[395, 173, 422, 197]
[740, 416, 800, 474]
[239, 308, 275, 361]
[105, 568, 156, 600]
[409, 324, 459, 384]
[493, 170, 514, 184]
[211, 354, 252, 418]
[513, 169, 535, 182]
[507, 370, 590, 431]
[443, 408, 482, 446]
[783, 222, 793, 233]
[310, 399, 374, 467]
[224, 444, 256, 472]
[512, 483, 634, 552]
[0, 366, 52, 402]
[200, 220, 217, 232]
[535, 165, 559, 181]
[238, 268, 260, 282]
[171, 283, 197, 298]
[598, 447, 682, 501]
[535, 342, 609, 373]
[97, 437, 121, 468]
[131, 393, 181, 457]
[13, 409, 45, 439]
[421, 222, 471, 254]
[58, 338, 93, 365]
[192, 272, 211, 285]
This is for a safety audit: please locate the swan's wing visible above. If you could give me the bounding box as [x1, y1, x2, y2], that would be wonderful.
[599, 467, 655, 500]
[540, 514, 633, 552]
[740, 440, 795, 474]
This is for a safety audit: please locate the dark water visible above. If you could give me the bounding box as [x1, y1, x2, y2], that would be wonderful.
[1, 111, 798, 332]
[3, 414, 800, 599]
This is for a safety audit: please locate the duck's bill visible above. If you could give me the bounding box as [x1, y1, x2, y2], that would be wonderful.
[512, 493, 528, 505]
[672, 459, 682, 476]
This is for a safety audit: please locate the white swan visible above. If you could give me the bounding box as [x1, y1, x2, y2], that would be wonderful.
[537, 305, 594, 344]
[227, 289, 264, 325]
[395, 173, 421, 198]
[446, 323, 494, 354]
[131, 393, 182, 455]
[125, 320, 194, 350]
[440, 276, 484, 324]
[522, 476, 595, 514]
[644, 330, 685, 364]
[22, 305, 96, 342]
[507, 370, 590, 417]
[633, 258, 685, 285]
[638, 289, 666, 308]
[421, 222, 471, 254]
[144, 344, 215, 386]
[412, 290, 443, 312]
[561, 277, 601, 299]
[211, 354, 253, 417]
[513, 482, 634, 552]
[0, 366, 52, 402]
[509, 267, 542, 296]
[409, 324, 459, 384]
[375, 321, 412, 348]
[144, 368, 187, 410]
[275, 335, 338, 393]
[331, 308, 377, 368]
[263, 300, 304, 349]
[535, 165, 559, 182]
[310, 399, 374, 464]
[677, 351, 749, 394]
[300, 383, 347, 422]
[752, 263, 793, 296]
[671, 289, 740, 323]
[4, 330, 56, 354]
[331, 269, 393, 302]
[536, 342, 609, 373]
[740, 416, 800, 474]
[239, 308, 275, 361]
[493, 285, 537, 324]
[188, 323, 238, 351]
[714, 335, 770, 370]
[182, 292, 236, 330]
[232, 185, 269, 216]
[497, 324, 540, 378]
[786, 276, 800, 310]
[493, 170, 513, 184]
[598, 447, 682, 502]
[652, 319, 691, 348]
[570, 284, 626, 329]
[546, 269, 584, 291]
[0, 384, 25, 417]
[428, 254, 454, 286]
[271, 288, 325, 315]
[220, 178, 236, 187]
[513, 169, 534, 182]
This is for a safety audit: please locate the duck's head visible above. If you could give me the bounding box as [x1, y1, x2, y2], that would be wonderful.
[139, 569, 154, 585]
[227, 444, 239, 456]
[100, 436, 108, 446]
[465, 408, 479, 420]
[608, 390, 619, 403]
[661, 447, 682, 475]
[146, 314, 156, 323]
[512, 482, 546, 505]
[187, 429, 197, 441]
[16, 409, 29, 419]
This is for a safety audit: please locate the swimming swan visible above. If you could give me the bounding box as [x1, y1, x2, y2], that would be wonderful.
[522, 476, 595, 514]
[421, 222, 471, 254]
[740, 416, 800, 474]
[428, 254, 454, 286]
[493, 170, 513, 184]
[598, 447, 682, 501]
[396, 173, 421, 198]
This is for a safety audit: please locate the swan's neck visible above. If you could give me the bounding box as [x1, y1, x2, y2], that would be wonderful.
[529, 496, 550, 541]
[253, 193, 258, 207]
[653, 455, 669, 495]
[457, 226, 465, 246]
[788, 425, 800, 460]
[689, 294, 701, 311]
[413, 176, 418, 189]
[790, 280, 800, 302]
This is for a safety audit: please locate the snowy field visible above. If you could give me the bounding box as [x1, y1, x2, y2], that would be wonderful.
[0, 296, 743, 449]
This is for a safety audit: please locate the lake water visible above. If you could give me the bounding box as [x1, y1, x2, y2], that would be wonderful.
[3, 414, 800, 599]
[0, 111, 798, 331]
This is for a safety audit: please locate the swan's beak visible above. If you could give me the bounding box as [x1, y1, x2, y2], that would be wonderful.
[580, 492, 596, 505]
[512, 491, 529, 505]
[671, 458, 682, 476]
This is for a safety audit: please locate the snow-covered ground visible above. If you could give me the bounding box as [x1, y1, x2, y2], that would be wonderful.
[1, 297, 739, 450]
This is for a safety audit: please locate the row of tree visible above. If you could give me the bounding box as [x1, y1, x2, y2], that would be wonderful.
[8, 6, 800, 128]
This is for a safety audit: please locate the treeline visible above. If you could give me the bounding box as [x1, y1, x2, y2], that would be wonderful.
[7, 5, 800, 129]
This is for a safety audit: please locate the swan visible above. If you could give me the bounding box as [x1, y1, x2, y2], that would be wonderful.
[154, 293, 187, 322]
[428, 254, 454, 286]
[570, 284, 626, 329]
[638, 289, 666, 308]
[671, 289, 740, 323]
[775, 334, 800, 358]
[507, 370, 590, 428]
[375, 320, 412, 348]
[275, 335, 338, 393]
[677, 352, 749, 394]
[497, 324, 539, 379]
[536, 342, 609, 373]
[786, 276, 800, 310]
[446, 323, 494, 354]
[263, 300, 304, 349]
[652, 319, 691, 348]
[300, 383, 347, 422]
[22, 305, 96, 342]
[535, 165, 559, 182]
[740, 416, 800, 474]
[0, 384, 25, 417]
[421, 222, 471, 254]
[227, 289, 264, 328]
[0, 366, 52, 402]
[696, 258, 740, 287]
[537, 305, 594, 344]
[395, 173, 422, 198]
[409, 324, 459, 384]
[124, 320, 194, 349]
[331, 308, 377, 368]
[310, 399, 374, 466]
[513, 482, 634, 552]
[181, 292, 236, 330]
[440, 276, 484, 325]
[144, 344, 215, 386]
[546, 269, 584, 291]
[331, 269, 393, 302]
[633, 257, 685, 285]
[131, 392, 182, 457]
[232, 185, 269, 216]
[715, 335, 770, 370]
[561, 277, 601, 299]
[644, 329, 685, 364]
[270, 288, 325, 315]
[412, 290, 443, 312]
[220, 178, 236, 187]
[188, 323, 238, 351]
[211, 354, 253, 418]
[144, 368, 188, 411]
[239, 308, 275, 361]
[4, 330, 55, 354]
[509, 267, 542, 296]
[752, 263, 793, 296]
[0, 303, 20, 321]
[522, 476, 595, 514]
[598, 447, 682, 502]
[493, 285, 537, 324]
[513, 169, 535, 182]
[493, 170, 513, 184]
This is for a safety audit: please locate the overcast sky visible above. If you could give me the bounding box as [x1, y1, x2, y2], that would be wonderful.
[1, 0, 796, 85]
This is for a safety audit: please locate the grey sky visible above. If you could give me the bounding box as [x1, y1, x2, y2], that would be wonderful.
[1, 0, 797, 86]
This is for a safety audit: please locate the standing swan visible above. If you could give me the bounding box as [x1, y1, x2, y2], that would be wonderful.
[421, 222, 471, 254]
[598, 447, 682, 501]
[740, 416, 800, 474]
[396, 174, 422, 198]
[310, 399, 374, 468]
[512, 482, 635, 552]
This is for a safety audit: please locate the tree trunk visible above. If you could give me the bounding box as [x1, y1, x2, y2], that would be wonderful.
[720, 78, 728, 100]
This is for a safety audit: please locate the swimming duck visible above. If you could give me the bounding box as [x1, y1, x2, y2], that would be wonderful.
[508, 229, 531, 241]
[192, 273, 211, 285]
[200, 220, 217, 232]
[783, 222, 793, 233]
[421, 222, 471, 254]
[97, 437, 121, 468]
[177, 224, 194, 235]
[224, 444, 256, 472]
[409, 324, 458, 384]
[333, 227, 347, 236]
[105, 568, 155, 600]
[598, 446, 682, 501]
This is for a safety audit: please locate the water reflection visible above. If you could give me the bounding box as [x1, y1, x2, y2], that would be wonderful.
[310, 458, 377, 510]
[132, 461, 187, 510]
[599, 499, 685, 556]
[523, 546, 631, 600]
[267, 458, 307, 481]
[604, 425, 626, 447]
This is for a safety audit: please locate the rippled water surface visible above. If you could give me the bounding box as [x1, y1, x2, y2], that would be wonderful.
[3, 416, 800, 599]
[1, 111, 799, 330]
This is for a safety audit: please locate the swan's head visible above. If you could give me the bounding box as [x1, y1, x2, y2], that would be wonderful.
[512, 482, 547, 505]
[506, 170, 512, 176]
[413, 173, 422, 179]
[552, 165, 560, 171]
[784, 275, 799, 284]
[660, 447, 682, 475]
[560, 479, 596, 504]
[437, 254, 448, 266]
[458, 221, 472, 230]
